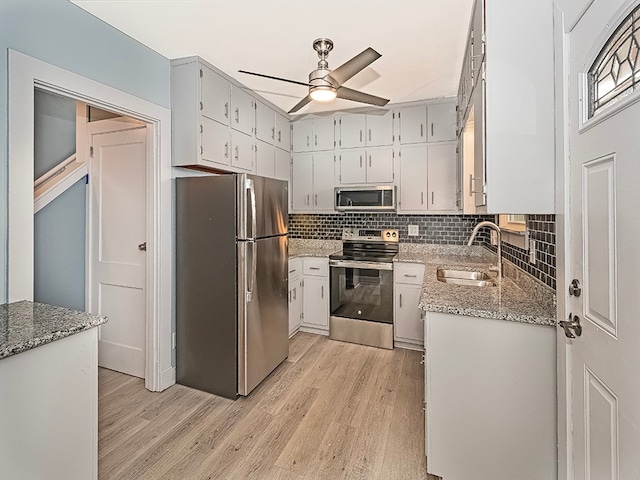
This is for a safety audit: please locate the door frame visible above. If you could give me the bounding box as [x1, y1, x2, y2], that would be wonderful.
[8, 50, 174, 391]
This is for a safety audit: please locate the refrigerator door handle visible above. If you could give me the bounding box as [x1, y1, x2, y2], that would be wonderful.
[247, 178, 257, 240]
[247, 240, 256, 301]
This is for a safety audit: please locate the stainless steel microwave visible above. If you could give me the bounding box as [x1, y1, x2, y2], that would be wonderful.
[334, 186, 396, 211]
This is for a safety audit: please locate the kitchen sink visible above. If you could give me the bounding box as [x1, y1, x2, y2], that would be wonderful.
[436, 268, 497, 287]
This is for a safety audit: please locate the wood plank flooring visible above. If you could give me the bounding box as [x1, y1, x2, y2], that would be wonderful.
[99, 333, 436, 480]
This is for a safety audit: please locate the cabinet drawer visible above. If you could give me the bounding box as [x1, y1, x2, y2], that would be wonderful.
[303, 257, 329, 277]
[288, 258, 302, 280]
[394, 263, 425, 285]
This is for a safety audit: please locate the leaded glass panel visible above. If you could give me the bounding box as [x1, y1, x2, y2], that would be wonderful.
[589, 6, 640, 117]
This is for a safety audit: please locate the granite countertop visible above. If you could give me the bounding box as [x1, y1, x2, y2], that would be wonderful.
[289, 239, 341, 259]
[0, 301, 108, 359]
[396, 246, 556, 327]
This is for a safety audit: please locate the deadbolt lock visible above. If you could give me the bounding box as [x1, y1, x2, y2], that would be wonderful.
[568, 279, 581, 297]
[138, 242, 147, 251]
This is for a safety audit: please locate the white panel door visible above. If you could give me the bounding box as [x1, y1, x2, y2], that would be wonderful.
[399, 105, 427, 144]
[427, 102, 457, 142]
[339, 114, 366, 149]
[231, 130, 254, 172]
[312, 151, 335, 211]
[255, 100, 275, 144]
[312, 117, 335, 151]
[230, 84, 254, 136]
[201, 65, 230, 126]
[275, 113, 291, 151]
[366, 110, 394, 146]
[366, 147, 394, 183]
[340, 150, 366, 184]
[427, 143, 458, 211]
[399, 145, 428, 212]
[291, 153, 313, 210]
[292, 119, 313, 152]
[255, 140, 275, 178]
[567, 3, 640, 479]
[91, 126, 146, 378]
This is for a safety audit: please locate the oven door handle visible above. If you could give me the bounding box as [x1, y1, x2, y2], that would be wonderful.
[329, 259, 393, 271]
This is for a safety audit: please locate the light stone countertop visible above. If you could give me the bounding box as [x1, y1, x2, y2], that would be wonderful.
[0, 300, 108, 359]
[289, 239, 341, 259]
[396, 245, 556, 326]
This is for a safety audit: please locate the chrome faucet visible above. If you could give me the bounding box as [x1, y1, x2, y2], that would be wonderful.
[467, 221, 503, 278]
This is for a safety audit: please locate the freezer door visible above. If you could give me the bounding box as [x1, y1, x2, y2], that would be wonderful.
[238, 174, 288, 240]
[238, 235, 289, 395]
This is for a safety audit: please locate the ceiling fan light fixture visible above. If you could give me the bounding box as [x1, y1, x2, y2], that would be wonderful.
[309, 86, 337, 102]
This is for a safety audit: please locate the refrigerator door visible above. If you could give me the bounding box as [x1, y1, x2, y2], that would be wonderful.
[238, 234, 289, 396]
[238, 174, 288, 240]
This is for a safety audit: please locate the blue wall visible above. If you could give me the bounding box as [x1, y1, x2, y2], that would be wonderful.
[0, 0, 171, 303]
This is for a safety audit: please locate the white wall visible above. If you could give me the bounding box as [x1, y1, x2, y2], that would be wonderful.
[0, 0, 171, 304]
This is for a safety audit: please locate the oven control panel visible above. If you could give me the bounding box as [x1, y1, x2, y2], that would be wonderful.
[341, 228, 399, 243]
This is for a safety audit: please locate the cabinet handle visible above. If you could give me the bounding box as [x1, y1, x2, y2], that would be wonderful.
[307, 135, 310, 147]
[420, 124, 424, 137]
[369, 155, 372, 167]
[272, 127, 275, 139]
[360, 155, 363, 168]
[421, 192, 424, 205]
[314, 194, 318, 206]
[431, 191, 434, 204]
[399, 293, 403, 308]
[234, 145, 239, 161]
[321, 285, 324, 299]
[225, 102, 229, 118]
[368, 129, 372, 142]
[309, 267, 320, 270]
[289, 290, 292, 303]
[315, 134, 318, 146]
[306, 194, 310, 206]
[404, 274, 417, 278]
[293, 287, 297, 300]
[289, 268, 297, 273]
[278, 130, 282, 142]
[224, 142, 229, 158]
[235, 108, 239, 124]
[200, 102, 203, 111]
[431, 123, 434, 137]
[469, 174, 474, 192]
[360, 130, 363, 143]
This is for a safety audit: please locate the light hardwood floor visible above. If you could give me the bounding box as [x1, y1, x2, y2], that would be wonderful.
[99, 332, 435, 480]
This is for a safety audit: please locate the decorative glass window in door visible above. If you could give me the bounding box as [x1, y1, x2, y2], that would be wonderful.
[589, 5, 640, 118]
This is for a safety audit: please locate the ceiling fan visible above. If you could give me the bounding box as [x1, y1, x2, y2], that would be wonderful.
[239, 38, 390, 114]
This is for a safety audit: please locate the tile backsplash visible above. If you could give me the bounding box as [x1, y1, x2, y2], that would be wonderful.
[289, 213, 557, 291]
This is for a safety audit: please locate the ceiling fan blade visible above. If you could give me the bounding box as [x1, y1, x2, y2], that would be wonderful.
[328, 48, 382, 86]
[288, 95, 313, 114]
[238, 70, 312, 88]
[336, 87, 389, 107]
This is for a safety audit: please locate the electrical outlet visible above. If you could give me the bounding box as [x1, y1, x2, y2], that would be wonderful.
[529, 239, 536, 264]
[490, 230, 498, 245]
[408, 225, 419, 236]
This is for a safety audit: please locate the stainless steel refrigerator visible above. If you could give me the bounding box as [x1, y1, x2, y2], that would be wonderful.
[176, 173, 289, 399]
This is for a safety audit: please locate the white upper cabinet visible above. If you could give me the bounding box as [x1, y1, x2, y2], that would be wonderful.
[291, 152, 334, 212]
[312, 152, 335, 211]
[275, 113, 291, 151]
[293, 117, 335, 152]
[367, 148, 394, 183]
[201, 116, 231, 167]
[230, 85, 254, 136]
[366, 111, 394, 146]
[427, 102, 457, 142]
[339, 148, 394, 185]
[339, 114, 366, 149]
[201, 65, 230, 126]
[292, 153, 313, 210]
[255, 140, 275, 178]
[399, 145, 428, 210]
[230, 129, 254, 171]
[427, 143, 458, 211]
[399, 106, 427, 144]
[255, 101, 275, 144]
[274, 149, 291, 183]
[340, 150, 367, 184]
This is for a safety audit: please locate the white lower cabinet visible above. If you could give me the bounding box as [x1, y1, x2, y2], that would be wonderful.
[425, 312, 557, 480]
[300, 257, 329, 335]
[288, 258, 302, 337]
[393, 262, 426, 349]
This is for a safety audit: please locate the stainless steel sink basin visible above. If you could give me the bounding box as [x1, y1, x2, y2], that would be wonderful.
[436, 268, 497, 287]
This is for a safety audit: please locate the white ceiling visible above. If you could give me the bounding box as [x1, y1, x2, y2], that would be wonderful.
[71, 0, 474, 115]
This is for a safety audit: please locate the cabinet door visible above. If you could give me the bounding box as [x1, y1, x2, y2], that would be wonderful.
[292, 120, 313, 152]
[289, 280, 302, 336]
[292, 153, 313, 210]
[394, 284, 423, 344]
[274, 148, 291, 183]
[201, 65, 230, 126]
[472, 82, 486, 207]
[428, 102, 457, 142]
[255, 101, 275, 144]
[275, 113, 291, 151]
[366, 148, 394, 183]
[366, 111, 394, 146]
[339, 114, 366, 149]
[312, 117, 335, 151]
[230, 84, 254, 136]
[399, 106, 427, 144]
[472, 0, 485, 84]
[201, 116, 231, 167]
[302, 276, 329, 329]
[427, 143, 458, 211]
[231, 130, 254, 171]
[340, 150, 366, 184]
[312, 152, 335, 211]
[255, 140, 275, 178]
[399, 145, 428, 212]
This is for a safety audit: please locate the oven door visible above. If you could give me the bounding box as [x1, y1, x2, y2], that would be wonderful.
[329, 260, 394, 324]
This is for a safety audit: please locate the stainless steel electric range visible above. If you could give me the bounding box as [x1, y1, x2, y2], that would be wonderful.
[328, 228, 399, 349]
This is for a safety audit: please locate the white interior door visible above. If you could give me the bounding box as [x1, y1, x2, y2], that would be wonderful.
[90, 123, 147, 378]
[567, 3, 640, 478]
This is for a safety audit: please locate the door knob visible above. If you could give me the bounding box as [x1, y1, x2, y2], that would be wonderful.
[559, 313, 582, 338]
[138, 242, 147, 251]
[569, 279, 581, 297]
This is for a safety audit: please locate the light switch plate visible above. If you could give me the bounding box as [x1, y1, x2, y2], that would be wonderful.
[408, 225, 419, 236]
